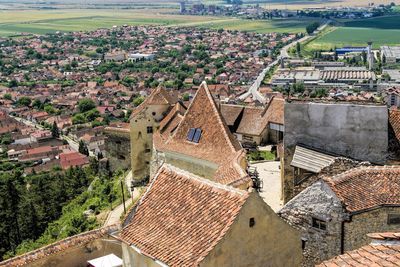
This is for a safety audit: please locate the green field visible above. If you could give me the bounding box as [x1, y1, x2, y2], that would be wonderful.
[304, 15, 400, 51]
[0, 9, 316, 37]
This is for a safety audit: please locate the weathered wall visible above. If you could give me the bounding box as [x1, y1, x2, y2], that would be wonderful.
[279, 180, 346, 266]
[201, 193, 303, 267]
[283, 102, 388, 202]
[104, 128, 131, 172]
[344, 207, 400, 252]
[30, 238, 122, 267]
[121, 243, 162, 267]
[130, 104, 170, 181]
[284, 102, 388, 163]
[0, 226, 120, 267]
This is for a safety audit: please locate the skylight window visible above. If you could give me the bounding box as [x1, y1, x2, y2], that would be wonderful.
[187, 128, 202, 143]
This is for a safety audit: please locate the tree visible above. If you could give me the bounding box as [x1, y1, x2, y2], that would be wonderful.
[32, 99, 42, 109]
[51, 121, 59, 138]
[182, 93, 190, 101]
[77, 98, 96, 113]
[72, 113, 86, 124]
[8, 80, 18, 88]
[3, 93, 12, 101]
[296, 42, 301, 55]
[78, 140, 89, 156]
[132, 95, 145, 107]
[306, 22, 320, 35]
[17, 96, 31, 107]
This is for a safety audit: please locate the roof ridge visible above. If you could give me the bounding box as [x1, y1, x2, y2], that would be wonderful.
[167, 81, 239, 153]
[165, 164, 249, 197]
[202, 81, 239, 153]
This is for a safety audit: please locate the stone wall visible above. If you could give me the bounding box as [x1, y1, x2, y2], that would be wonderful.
[283, 101, 388, 203]
[104, 127, 131, 172]
[279, 180, 346, 266]
[344, 207, 400, 252]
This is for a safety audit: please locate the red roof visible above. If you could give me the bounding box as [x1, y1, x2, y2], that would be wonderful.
[324, 166, 400, 213]
[60, 152, 89, 169]
[318, 232, 400, 267]
[26, 146, 54, 155]
[119, 165, 249, 266]
[154, 82, 250, 186]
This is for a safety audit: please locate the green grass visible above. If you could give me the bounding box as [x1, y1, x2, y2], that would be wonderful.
[247, 150, 276, 161]
[0, 9, 316, 37]
[304, 15, 400, 52]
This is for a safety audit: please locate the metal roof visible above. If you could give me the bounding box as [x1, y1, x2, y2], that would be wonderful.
[291, 145, 336, 173]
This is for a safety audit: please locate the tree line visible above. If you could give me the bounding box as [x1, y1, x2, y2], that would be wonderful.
[0, 167, 90, 260]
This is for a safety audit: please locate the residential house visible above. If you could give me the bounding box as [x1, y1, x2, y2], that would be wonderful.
[59, 151, 89, 169]
[279, 166, 400, 266]
[220, 97, 284, 145]
[384, 87, 400, 108]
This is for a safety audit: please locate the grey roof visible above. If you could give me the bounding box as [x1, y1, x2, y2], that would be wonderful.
[291, 145, 336, 173]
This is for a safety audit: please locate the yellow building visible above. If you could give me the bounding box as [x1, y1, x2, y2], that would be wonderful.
[129, 87, 177, 182]
[119, 164, 303, 267]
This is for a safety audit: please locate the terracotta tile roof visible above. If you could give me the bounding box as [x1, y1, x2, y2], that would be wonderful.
[236, 96, 284, 136]
[158, 102, 186, 132]
[119, 165, 249, 266]
[367, 232, 400, 241]
[154, 82, 250, 186]
[389, 109, 400, 141]
[324, 166, 400, 213]
[220, 104, 243, 127]
[59, 151, 89, 169]
[130, 87, 177, 119]
[317, 232, 400, 267]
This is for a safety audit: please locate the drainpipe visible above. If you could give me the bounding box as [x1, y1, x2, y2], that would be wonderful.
[341, 214, 351, 254]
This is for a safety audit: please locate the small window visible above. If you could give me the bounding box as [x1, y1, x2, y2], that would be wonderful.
[118, 155, 126, 160]
[301, 238, 307, 250]
[145, 161, 150, 165]
[145, 148, 151, 153]
[388, 214, 400, 225]
[312, 217, 326, 231]
[152, 112, 156, 116]
[187, 128, 202, 143]
[249, 218, 255, 228]
[147, 126, 153, 134]
[115, 140, 121, 145]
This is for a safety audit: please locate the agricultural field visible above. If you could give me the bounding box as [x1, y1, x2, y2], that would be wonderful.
[304, 15, 400, 52]
[0, 9, 316, 37]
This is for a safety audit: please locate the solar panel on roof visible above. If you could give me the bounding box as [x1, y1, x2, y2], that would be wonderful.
[187, 128, 195, 141]
[193, 129, 202, 143]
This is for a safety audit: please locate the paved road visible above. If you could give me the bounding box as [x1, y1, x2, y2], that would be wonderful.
[104, 171, 141, 227]
[251, 161, 283, 212]
[238, 20, 330, 103]
[12, 115, 94, 156]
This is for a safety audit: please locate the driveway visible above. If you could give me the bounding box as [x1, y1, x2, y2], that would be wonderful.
[251, 161, 283, 212]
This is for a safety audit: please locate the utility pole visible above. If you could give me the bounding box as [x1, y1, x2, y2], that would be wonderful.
[120, 180, 126, 214]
